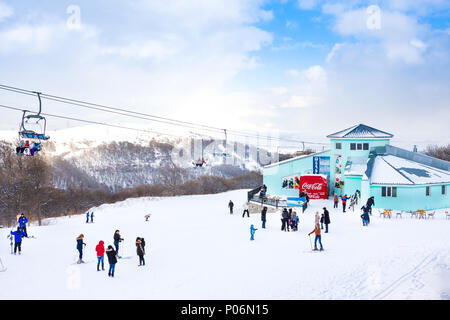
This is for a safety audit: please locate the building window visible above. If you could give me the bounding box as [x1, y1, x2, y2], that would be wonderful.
[442, 185, 446, 195]
[426, 186, 430, 196]
[382, 186, 397, 197]
[350, 143, 356, 150]
[363, 143, 369, 150]
[357, 143, 362, 150]
[336, 143, 342, 150]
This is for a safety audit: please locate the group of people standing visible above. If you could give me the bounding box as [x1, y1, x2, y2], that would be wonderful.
[76, 229, 146, 278]
[280, 208, 299, 232]
[86, 211, 94, 223]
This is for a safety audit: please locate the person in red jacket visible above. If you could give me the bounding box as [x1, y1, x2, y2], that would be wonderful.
[95, 240, 105, 271]
[341, 194, 349, 212]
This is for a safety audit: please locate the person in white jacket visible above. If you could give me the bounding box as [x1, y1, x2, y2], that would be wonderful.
[242, 202, 250, 217]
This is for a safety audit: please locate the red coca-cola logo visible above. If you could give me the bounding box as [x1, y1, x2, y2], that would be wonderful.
[301, 182, 324, 191]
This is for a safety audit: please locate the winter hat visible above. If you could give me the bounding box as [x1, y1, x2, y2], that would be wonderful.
[99, 240, 104, 245]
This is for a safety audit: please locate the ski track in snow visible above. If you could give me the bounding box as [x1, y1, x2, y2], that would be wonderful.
[0, 190, 449, 299]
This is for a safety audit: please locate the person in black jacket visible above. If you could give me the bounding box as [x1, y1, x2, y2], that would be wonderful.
[106, 245, 117, 277]
[322, 207, 330, 233]
[76, 234, 86, 264]
[366, 196, 375, 215]
[261, 206, 267, 229]
[113, 230, 124, 258]
[228, 200, 234, 214]
[136, 237, 145, 266]
[281, 208, 290, 232]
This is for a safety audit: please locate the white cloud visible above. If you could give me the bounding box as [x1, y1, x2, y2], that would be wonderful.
[0, 1, 13, 22]
[298, 0, 320, 10]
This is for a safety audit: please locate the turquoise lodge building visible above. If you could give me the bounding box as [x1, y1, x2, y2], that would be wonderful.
[262, 124, 450, 211]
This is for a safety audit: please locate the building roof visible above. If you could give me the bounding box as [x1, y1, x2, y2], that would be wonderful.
[327, 124, 394, 139]
[344, 156, 368, 176]
[263, 149, 330, 169]
[369, 154, 450, 185]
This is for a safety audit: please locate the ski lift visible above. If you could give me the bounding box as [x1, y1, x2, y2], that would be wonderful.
[16, 92, 49, 156]
[18, 92, 50, 141]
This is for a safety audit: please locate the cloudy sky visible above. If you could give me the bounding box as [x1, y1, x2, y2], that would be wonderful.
[0, 0, 449, 149]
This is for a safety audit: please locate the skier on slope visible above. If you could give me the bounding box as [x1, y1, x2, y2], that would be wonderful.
[113, 230, 124, 258]
[95, 240, 105, 271]
[10, 228, 26, 255]
[228, 200, 234, 214]
[90, 212, 94, 223]
[86, 212, 90, 223]
[136, 237, 145, 266]
[341, 195, 349, 212]
[76, 234, 86, 264]
[17, 213, 29, 237]
[308, 223, 324, 251]
[261, 206, 267, 229]
[322, 207, 330, 233]
[250, 224, 258, 240]
[242, 202, 250, 218]
[360, 205, 371, 226]
[366, 196, 375, 215]
[106, 245, 118, 277]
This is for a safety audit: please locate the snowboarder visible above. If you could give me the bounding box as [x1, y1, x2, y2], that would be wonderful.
[366, 196, 375, 215]
[18, 213, 28, 237]
[106, 245, 117, 277]
[90, 212, 94, 223]
[86, 212, 90, 223]
[10, 228, 26, 255]
[261, 206, 267, 229]
[113, 230, 124, 258]
[308, 223, 323, 251]
[228, 200, 234, 214]
[242, 202, 250, 218]
[76, 234, 86, 263]
[136, 237, 145, 266]
[361, 205, 371, 226]
[333, 194, 339, 209]
[250, 224, 257, 240]
[341, 195, 349, 212]
[323, 207, 330, 233]
[95, 240, 105, 271]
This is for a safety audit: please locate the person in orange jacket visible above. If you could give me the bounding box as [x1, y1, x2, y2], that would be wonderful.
[308, 223, 323, 251]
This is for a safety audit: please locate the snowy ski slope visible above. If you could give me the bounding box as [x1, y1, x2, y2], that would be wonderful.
[0, 190, 449, 299]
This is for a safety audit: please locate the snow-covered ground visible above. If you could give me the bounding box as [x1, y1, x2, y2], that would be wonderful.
[0, 190, 449, 300]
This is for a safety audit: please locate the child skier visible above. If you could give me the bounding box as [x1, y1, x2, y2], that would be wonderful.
[136, 237, 145, 266]
[10, 228, 26, 254]
[250, 224, 258, 240]
[308, 223, 323, 251]
[76, 234, 86, 263]
[106, 245, 118, 277]
[95, 240, 105, 271]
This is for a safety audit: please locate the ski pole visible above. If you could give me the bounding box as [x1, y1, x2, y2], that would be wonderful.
[308, 234, 313, 251]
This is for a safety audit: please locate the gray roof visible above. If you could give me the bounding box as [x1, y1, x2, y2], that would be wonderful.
[327, 124, 394, 139]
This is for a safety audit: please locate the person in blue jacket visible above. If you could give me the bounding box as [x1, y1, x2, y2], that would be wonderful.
[90, 212, 94, 223]
[360, 206, 371, 226]
[18, 213, 28, 237]
[10, 228, 26, 254]
[86, 212, 90, 223]
[250, 224, 258, 240]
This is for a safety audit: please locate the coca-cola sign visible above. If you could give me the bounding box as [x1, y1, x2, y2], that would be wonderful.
[299, 174, 329, 199]
[301, 182, 323, 191]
